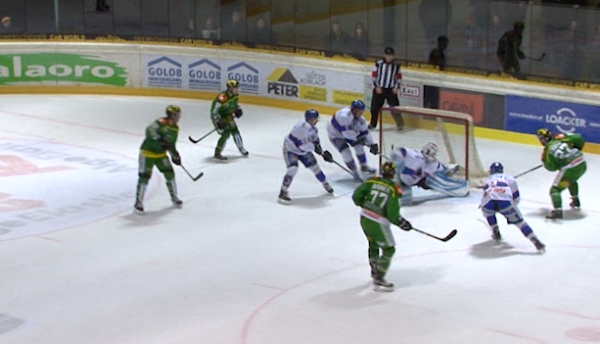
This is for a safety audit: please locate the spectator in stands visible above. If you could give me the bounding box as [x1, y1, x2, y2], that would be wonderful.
[96, 0, 110, 12]
[429, 35, 449, 71]
[201, 17, 220, 40]
[1, 17, 14, 33]
[222, 10, 246, 42]
[323, 20, 350, 53]
[349, 22, 369, 58]
[497, 21, 526, 74]
[184, 20, 196, 38]
[251, 17, 271, 45]
[425, 36, 449, 110]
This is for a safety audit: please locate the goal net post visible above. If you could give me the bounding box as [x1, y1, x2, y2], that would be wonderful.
[377, 106, 487, 187]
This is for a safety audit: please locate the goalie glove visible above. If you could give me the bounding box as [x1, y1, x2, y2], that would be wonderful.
[369, 143, 379, 155]
[234, 107, 243, 118]
[398, 217, 412, 231]
[170, 150, 182, 166]
[322, 150, 334, 163]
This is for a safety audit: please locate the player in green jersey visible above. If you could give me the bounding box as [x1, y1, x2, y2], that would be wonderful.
[537, 128, 587, 219]
[352, 162, 413, 292]
[211, 79, 248, 160]
[134, 105, 183, 214]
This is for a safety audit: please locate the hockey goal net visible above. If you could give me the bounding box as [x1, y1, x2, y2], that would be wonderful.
[377, 106, 487, 187]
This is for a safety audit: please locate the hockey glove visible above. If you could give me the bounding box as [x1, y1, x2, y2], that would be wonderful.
[322, 150, 334, 163]
[355, 136, 367, 146]
[369, 143, 379, 155]
[170, 151, 182, 166]
[314, 142, 323, 155]
[398, 217, 412, 231]
[234, 107, 243, 118]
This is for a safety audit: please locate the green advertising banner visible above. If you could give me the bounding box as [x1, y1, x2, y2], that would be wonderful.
[0, 53, 129, 86]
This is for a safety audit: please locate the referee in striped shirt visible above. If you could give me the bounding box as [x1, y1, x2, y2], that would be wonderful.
[368, 47, 404, 130]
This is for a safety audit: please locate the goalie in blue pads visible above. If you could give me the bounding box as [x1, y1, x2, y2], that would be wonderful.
[389, 142, 468, 204]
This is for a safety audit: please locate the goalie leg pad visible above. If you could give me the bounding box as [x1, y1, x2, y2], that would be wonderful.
[425, 171, 469, 197]
[443, 164, 461, 177]
[400, 184, 413, 205]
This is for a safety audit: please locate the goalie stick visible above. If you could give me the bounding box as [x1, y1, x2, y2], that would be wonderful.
[180, 165, 204, 181]
[412, 227, 457, 242]
[189, 128, 217, 144]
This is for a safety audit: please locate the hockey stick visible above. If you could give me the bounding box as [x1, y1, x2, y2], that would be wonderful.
[514, 164, 542, 179]
[189, 128, 217, 144]
[331, 159, 363, 182]
[526, 53, 546, 62]
[412, 227, 457, 242]
[180, 165, 204, 181]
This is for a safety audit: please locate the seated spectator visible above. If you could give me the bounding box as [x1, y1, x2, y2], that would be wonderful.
[222, 10, 246, 42]
[349, 22, 369, 57]
[201, 17, 220, 40]
[251, 17, 271, 45]
[184, 20, 196, 38]
[0, 17, 16, 33]
[323, 20, 350, 53]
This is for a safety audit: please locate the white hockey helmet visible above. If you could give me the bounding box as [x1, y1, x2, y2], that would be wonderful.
[421, 142, 438, 161]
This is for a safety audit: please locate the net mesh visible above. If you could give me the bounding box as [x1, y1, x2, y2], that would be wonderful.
[378, 106, 487, 187]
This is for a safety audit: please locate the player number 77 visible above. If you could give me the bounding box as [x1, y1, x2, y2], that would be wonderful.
[369, 190, 388, 208]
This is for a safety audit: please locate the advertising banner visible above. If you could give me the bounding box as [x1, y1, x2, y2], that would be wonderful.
[439, 90, 484, 124]
[505, 95, 600, 144]
[142, 55, 184, 89]
[363, 76, 422, 108]
[399, 81, 423, 107]
[0, 53, 132, 86]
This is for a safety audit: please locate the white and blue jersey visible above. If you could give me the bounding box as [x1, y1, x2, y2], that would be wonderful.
[390, 147, 443, 186]
[480, 173, 525, 225]
[480, 173, 520, 207]
[284, 120, 320, 156]
[327, 107, 374, 146]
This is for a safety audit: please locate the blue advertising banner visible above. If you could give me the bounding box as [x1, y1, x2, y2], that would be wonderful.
[505, 95, 600, 144]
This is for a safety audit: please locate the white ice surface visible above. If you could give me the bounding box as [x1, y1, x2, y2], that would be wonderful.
[1, 95, 599, 344]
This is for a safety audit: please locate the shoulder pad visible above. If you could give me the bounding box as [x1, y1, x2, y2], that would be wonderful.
[217, 93, 228, 103]
[157, 118, 168, 125]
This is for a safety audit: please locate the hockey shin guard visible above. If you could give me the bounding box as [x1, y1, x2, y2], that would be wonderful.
[550, 185, 564, 209]
[377, 246, 396, 276]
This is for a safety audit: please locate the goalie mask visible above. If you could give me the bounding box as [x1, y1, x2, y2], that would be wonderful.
[421, 142, 438, 162]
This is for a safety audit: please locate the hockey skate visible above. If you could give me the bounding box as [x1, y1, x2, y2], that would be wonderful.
[491, 227, 502, 241]
[214, 152, 228, 161]
[171, 196, 183, 208]
[531, 237, 546, 253]
[570, 197, 581, 209]
[134, 200, 144, 214]
[370, 263, 377, 279]
[546, 209, 563, 220]
[238, 147, 249, 156]
[278, 190, 291, 204]
[373, 274, 394, 292]
[361, 164, 376, 174]
[323, 182, 334, 194]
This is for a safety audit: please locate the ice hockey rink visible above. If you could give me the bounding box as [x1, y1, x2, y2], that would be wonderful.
[1, 94, 599, 344]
